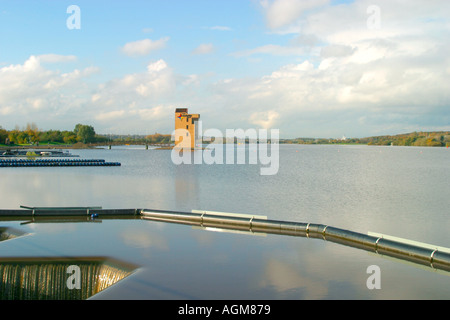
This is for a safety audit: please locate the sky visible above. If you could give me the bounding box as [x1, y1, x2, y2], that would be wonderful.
[0, 0, 449, 138]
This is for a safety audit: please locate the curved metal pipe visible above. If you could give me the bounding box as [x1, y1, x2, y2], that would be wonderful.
[140, 209, 450, 272]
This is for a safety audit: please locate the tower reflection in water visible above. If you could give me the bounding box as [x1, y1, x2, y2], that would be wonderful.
[0, 257, 138, 300]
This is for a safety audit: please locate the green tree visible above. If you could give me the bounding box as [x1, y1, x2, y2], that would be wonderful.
[75, 124, 96, 143]
[62, 131, 77, 144]
[39, 130, 63, 143]
[25, 123, 40, 144]
[8, 130, 19, 144]
[0, 126, 8, 144]
[16, 131, 29, 144]
[74, 124, 83, 136]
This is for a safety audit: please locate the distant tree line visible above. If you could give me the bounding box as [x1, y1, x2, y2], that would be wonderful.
[281, 131, 450, 147]
[0, 123, 172, 146]
[361, 131, 450, 147]
[1, 124, 447, 147]
[0, 123, 103, 145]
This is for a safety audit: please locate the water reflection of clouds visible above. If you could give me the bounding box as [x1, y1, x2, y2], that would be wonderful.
[174, 163, 199, 210]
[190, 228, 216, 247]
[173, 223, 357, 299]
[120, 227, 168, 250]
[179, 226, 331, 299]
[0, 169, 175, 210]
[0, 213, 448, 299]
[259, 258, 328, 299]
[0, 146, 448, 299]
[250, 235, 375, 299]
[27, 222, 78, 234]
[0, 171, 95, 208]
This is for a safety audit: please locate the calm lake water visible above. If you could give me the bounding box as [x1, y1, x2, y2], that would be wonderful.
[0, 144, 449, 299]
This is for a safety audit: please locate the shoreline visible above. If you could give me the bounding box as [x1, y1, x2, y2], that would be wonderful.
[1, 143, 448, 151]
[0, 144, 175, 152]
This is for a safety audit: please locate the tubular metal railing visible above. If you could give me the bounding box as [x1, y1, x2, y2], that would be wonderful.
[1, 206, 449, 273]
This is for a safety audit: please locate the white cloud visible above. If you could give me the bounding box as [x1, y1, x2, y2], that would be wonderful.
[134, 105, 172, 120]
[250, 110, 280, 129]
[209, 39, 450, 136]
[27, 97, 44, 110]
[210, 26, 232, 31]
[260, 0, 329, 30]
[95, 110, 125, 121]
[85, 59, 184, 133]
[192, 43, 215, 55]
[121, 37, 169, 56]
[0, 55, 98, 128]
[0, 106, 14, 116]
[1, 0, 449, 137]
[91, 59, 174, 104]
[37, 54, 77, 63]
[230, 0, 447, 136]
[147, 59, 168, 73]
[320, 44, 355, 58]
[232, 44, 306, 57]
[44, 66, 99, 90]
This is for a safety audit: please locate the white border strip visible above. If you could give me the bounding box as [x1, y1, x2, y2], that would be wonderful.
[368, 231, 450, 254]
[192, 209, 267, 220]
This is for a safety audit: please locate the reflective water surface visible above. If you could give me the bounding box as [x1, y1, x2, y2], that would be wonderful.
[0, 145, 448, 299]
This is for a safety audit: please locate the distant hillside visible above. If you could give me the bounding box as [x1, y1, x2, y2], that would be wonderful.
[2, 123, 449, 148]
[360, 131, 450, 147]
[281, 131, 450, 147]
